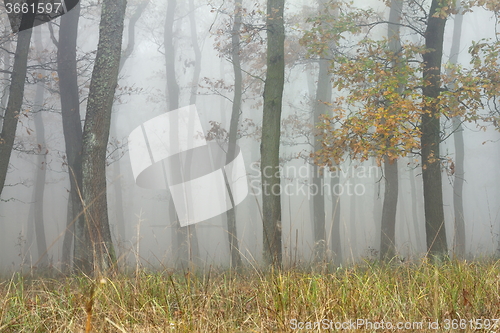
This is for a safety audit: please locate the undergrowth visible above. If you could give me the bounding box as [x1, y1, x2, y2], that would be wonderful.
[0, 258, 499, 332]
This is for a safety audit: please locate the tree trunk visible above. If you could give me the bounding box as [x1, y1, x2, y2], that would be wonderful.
[348, 173, 357, 261]
[224, 0, 244, 269]
[111, 0, 150, 251]
[79, 0, 127, 274]
[312, 58, 331, 263]
[165, 0, 189, 269]
[379, 0, 402, 261]
[58, 1, 83, 273]
[312, 0, 334, 263]
[186, 0, 202, 265]
[408, 155, 423, 251]
[448, 1, 466, 258]
[330, 170, 342, 267]
[0, 17, 35, 198]
[31, 27, 49, 267]
[372, 160, 382, 251]
[380, 157, 398, 260]
[261, 0, 285, 268]
[421, 0, 449, 257]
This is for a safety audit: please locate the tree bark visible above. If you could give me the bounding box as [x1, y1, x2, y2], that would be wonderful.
[112, 0, 150, 251]
[448, 1, 466, 258]
[57, 1, 83, 273]
[380, 157, 398, 260]
[79, 0, 127, 274]
[421, 0, 449, 257]
[408, 155, 423, 251]
[379, 0, 402, 261]
[165, 0, 189, 269]
[0, 14, 36, 198]
[186, 0, 201, 266]
[330, 170, 342, 267]
[261, 0, 285, 268]
[224, 0, 244, 269]
[31, 27, 49, 267]
[312, 57, 331, 263]
[348, 173, 357, 261]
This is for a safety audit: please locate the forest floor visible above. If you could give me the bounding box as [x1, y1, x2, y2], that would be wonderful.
[0, 258, 499, 332]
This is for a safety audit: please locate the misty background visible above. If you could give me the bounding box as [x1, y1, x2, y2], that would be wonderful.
[0, 0, 499, 272]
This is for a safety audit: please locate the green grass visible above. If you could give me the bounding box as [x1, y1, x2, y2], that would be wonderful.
[1, 259, 499, 332]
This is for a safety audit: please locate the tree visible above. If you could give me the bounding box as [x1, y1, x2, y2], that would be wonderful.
[224, 0, 244, 269]
[78, 0, 127, 274]
[379, 0, 403, 261]
[261, 0, 285, 267]
[420, 0, 450, 256]
[448, 0, 466, 258]
[30, 26, 49, 267]
[57, 1, 83, 272]
[303, 1, 468, 259]
[0, 5, 38, 199]
[164, 0, 190, 269]
[112, 0, 150, 251]
[311, 0, 333, 264]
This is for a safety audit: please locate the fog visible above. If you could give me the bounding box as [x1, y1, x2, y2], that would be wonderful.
[0, 0, 499, 273]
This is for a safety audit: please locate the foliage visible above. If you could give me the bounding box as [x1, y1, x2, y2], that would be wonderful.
[301, 1, 499, 169]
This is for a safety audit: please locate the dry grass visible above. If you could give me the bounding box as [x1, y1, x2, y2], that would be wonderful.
[1, 258, 500, 332]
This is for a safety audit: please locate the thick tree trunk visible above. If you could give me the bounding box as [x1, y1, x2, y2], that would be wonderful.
[421, 0, 449, 256]
[379, 0, 402, 261]
[224, 0, 244, 269]
[79, 0, 127, 274]
[58, 1, 83, 273]
[261, 0, 285, 268]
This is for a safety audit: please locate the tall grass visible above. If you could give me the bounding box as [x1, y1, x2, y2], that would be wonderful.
[0, 258, 499, 332]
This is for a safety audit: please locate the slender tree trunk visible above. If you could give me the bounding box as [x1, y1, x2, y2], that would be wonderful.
[380, 157, 398, 260]
[330, 169, 342, 267]
[112, 0, 150, 251]
[261, 0, 285, 268]
[165, 0, 189, 269]
[372, 160, 382, 251]
[408, 156, 423, 251]
[32, 27, 49, 267]
[448, 1, 466, 258]
[312, 58, 331, 263]
[0, 17, 35, 197]
[79, 0, 127, 274]
[349, 174, 357, 261]
[379, 0, 402, 261]
[312, 0, 334, 263]
[58, 1, 83, 273]
[188, 0, 201, 106]
[421, 0, 449, 257]
[186, 0, 202, 265]
[224, 0, 243, 269]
